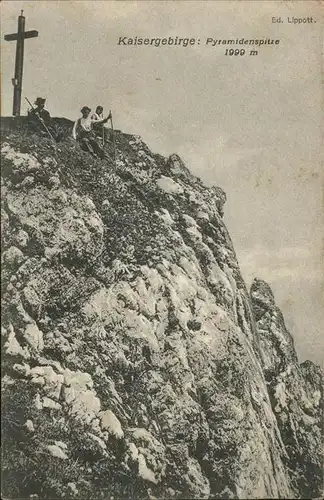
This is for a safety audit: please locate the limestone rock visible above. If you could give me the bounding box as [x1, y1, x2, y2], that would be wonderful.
[24, 322, 44, 352]
[251, 278, 323, 499]
[1, 118, 321, 500]
[24, 419, 35, 432]
[4, 324, 30, 359]
[15, 229, 29, 248]
[2, 245, 25, 266]
[46, 444, 68, 460]
[99, 410, 124, 438]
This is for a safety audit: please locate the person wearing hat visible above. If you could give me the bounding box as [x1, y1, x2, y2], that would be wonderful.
[27, 97, 64, 142]
[72, 106, 109, 159]
[28, 97, 51, 124]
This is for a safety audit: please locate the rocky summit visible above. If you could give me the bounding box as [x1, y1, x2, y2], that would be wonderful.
[1, 118, 323, 500]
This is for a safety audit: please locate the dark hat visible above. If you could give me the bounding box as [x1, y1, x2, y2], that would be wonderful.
[35, 97, 46, 105]
[81, 106, 91, 114]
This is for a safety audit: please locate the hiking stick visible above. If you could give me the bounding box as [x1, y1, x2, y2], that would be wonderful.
[109, 110, 117, 165]
[25, 97, 56, 142]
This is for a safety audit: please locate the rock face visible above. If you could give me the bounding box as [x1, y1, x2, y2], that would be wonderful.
[1, 118, 323, 499]
[250, 279, 323, 499]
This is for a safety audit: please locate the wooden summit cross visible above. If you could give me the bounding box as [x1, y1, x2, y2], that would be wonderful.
[4, 10, 39, 116]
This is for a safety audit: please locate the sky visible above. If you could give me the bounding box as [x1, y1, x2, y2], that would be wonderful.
[1, 1, 323, 365]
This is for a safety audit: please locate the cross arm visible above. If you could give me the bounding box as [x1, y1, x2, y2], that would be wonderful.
[4, 30, 38, 41]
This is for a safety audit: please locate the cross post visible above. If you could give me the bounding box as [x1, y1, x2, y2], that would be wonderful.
[4, 11, 39, 116]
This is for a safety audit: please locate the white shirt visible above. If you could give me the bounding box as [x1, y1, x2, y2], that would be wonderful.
[91, 112, 109, 130]
[91, 112, 103, 121]
[72, 117, 93, 140]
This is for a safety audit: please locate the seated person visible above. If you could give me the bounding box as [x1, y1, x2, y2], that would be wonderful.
[72, 106, 109, 159]
[27, 97, 63, 141]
